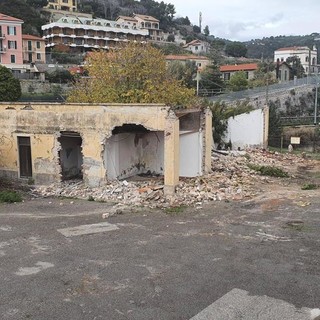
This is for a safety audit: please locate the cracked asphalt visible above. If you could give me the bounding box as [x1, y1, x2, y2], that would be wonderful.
[0, 187, 320, 320]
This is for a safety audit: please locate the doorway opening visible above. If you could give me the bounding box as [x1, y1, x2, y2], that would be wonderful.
[104, 124, 164, 180]
[58, 131, 83, 180]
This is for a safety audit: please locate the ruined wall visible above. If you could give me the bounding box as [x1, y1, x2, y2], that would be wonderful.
[0, 103, 169, 186]
[105, 131, 164, 180]
[226, 108, 267, 150]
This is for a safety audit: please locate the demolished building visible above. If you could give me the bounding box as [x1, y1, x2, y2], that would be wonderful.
[0, 103, 212, 194]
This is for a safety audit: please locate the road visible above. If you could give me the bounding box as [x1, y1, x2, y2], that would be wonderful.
[1, 190, 320, 319]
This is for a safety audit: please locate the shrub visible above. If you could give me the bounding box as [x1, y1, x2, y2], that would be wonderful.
[248, 164, 289, 177]
[0, 190, 22, 203]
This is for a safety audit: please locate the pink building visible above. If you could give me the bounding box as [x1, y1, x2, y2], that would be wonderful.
[0, 13, 23, 66]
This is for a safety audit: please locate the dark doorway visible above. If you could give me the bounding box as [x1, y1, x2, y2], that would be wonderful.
[18, 136, 32, 177]
[58, 132, 83, 180]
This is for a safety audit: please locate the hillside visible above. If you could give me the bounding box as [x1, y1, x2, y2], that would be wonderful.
[245, 34, 320, 60]
[0, 0, 319, 62]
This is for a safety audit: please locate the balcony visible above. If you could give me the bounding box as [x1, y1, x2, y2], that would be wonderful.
[0, 46, 6, 53]
[0, 34, 5, 39]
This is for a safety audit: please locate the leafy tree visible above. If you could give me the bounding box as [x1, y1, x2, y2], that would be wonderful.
[0, 66, 21, 102]
[225, 42, 247, 58]
[0, 0, 47, 35]
[50, 44, 83, 64]
[167, 34, 175, 42]
[67, 43, 195, 107]
[249, 61, 278, 88]
[193, 25, 201, 34]
[139, 0, 175, 31]
[203, 25, 210, 36]
[228, 71, 248, 91]
[166, 60, 197, 89]
[199, 63, 225, 92]
[45, 69, 74, 83]
[156, 43, 186, 55]
[26, 0, 48, 8]
[209, 100, 253, 146]
[268, 100, 282, 147]
[286, 56, 305, 79]
[174, 16, 191, 26]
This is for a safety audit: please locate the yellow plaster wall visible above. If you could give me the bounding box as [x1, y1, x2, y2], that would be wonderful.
[204, 108, 213, 173]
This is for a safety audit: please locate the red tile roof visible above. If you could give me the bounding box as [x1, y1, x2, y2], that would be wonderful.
[116, 16, 137, 23]
[275, 46, 308, 51]
[22, 34, 44, 41]
[183, 40, 203, 47]
[134, 14, 159, 23]
[0, 13, 23, 23]
[165, 54, 209, 61]
[220, 63, 258, 72]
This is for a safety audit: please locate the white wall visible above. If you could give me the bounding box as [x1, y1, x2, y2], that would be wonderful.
[105, 131, 164, 180]
[226, 109, 265, 150]
[179, 131, 202, 177]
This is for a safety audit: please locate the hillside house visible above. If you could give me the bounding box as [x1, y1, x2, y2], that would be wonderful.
[220, 63, 258, 81]
[22, 34, 46, 64]
[274, 46, 318, 74]
[165, 55, 210, 71]
[183, 40, 210, 55]
[45, 0, 77, 12]
[41, 16, 148, 53]
[0, 13, 24, 72]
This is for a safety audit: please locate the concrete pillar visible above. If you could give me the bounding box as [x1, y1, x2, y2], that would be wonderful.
[263, 106, 269, 149]
[81, 133, 106, 187]
[204, 107, 212, 174]
[164, 110, 179, 195]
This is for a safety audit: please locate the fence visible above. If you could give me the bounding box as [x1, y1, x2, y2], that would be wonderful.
[210, 75, 320, 102]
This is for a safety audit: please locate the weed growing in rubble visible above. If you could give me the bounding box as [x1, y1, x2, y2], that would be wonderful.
[301, 183, 318, 190]
[0, 190, 22, 203]
[248, 164, 289, 177]
[164, 206, 185, 215]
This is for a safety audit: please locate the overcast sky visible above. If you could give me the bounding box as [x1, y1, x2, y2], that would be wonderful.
[170, 0, 319, 41]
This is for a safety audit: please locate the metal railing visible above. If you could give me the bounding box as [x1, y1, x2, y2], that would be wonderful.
[209, 75, 319, 102]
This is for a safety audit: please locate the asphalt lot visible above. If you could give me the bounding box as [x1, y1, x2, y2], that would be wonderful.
[1, 189, 320, 320]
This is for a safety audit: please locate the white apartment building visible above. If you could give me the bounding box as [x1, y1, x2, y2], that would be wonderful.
[274, 46, 318, 74]
[42, 16, 149, 53]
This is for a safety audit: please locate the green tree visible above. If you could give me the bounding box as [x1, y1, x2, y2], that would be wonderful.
[228, 71, 248, 91]
[225, 42, 247, 57]
[286, 56, 305, 79]
[140, 0, 175, 31]
[0, 66, 21, 101]
[45, 69, 74, 84]
[199, 63, 225, 92]
[167, 34, 175, 42]
[193, 25, 201, 33]
[68, 43, 195, 107]
[26, 0, 48, 8]
[209, 100, 253, 146]
[174, 16, 191, 26]
[166, 60, 197, 89]
[249, 61, 278, 88]
[268, 100, 282, 147]
[0, 0, 47, 35]
[203, 25, 210, 36]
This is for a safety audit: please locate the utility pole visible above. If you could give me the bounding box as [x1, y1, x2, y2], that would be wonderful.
[314, 73, 318, 125]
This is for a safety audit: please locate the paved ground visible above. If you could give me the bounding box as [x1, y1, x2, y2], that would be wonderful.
[1, 185, 320, 320]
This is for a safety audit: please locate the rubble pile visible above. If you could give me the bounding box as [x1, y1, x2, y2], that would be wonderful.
[33, 149, 318, 209]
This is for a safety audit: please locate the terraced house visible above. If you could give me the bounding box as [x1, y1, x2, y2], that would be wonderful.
[42, 16, 149, 53]
[45, 0, 77, 12]
[0, 13, 23, 72]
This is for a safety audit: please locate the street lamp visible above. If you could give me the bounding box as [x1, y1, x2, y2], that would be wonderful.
[314, 74, 318, 125]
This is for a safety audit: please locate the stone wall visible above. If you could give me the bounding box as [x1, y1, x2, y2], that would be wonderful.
[20, 80, 71, 94]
